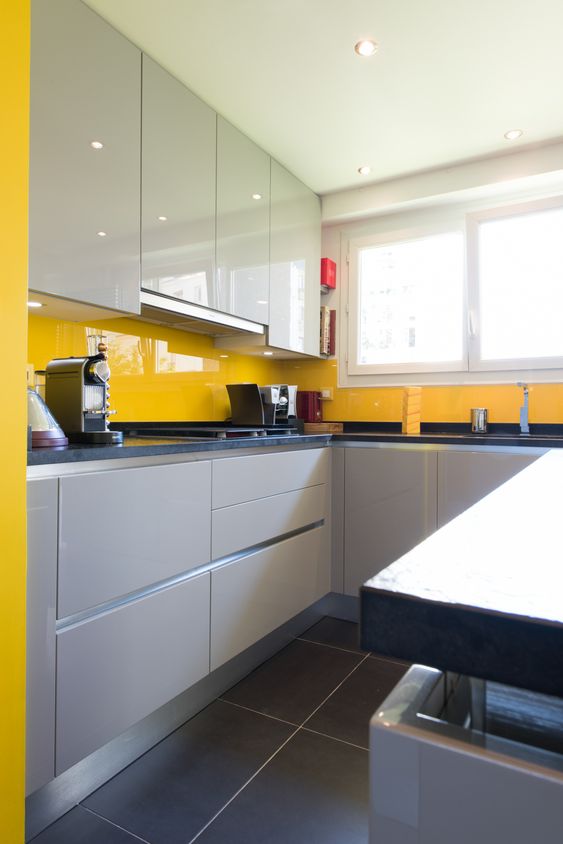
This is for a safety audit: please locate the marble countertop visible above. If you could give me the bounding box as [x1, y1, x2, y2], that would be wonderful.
[361, 449, 563, 697]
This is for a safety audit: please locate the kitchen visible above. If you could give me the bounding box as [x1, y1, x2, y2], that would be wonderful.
[5, 1, 563, 842]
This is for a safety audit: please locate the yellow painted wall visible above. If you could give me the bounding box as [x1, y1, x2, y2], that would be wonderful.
[281, 357, 563, 424]
[1, 2, 29, 840]
[28, 314, 286, 421]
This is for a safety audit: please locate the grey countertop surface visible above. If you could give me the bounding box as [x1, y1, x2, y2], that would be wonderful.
[361, 449, 563, 697]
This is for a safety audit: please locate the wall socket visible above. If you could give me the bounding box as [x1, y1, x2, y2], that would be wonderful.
[320, 389, 333, 400]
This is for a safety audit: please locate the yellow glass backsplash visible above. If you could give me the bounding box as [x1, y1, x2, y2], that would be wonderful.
[28, 314, 285, 421]
[29, 314, 563, 423]
[281, 358, 563, 424]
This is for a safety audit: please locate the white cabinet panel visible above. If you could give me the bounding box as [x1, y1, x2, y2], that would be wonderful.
[344, 448, 438, 596]
[29, 0, 141, 313]
[26, 479, 58, 796]
[141, 55, 216, 309]
[56, 572, 210, 774]
[59, 461, 211, 617]
[437, 450, 538, 528]
[211, 527, 328, 670]
[216, 117, 270, 324]
[212, 447, 328, 509]
[212, 484, 327, 559]
[269, 159, 321, 355]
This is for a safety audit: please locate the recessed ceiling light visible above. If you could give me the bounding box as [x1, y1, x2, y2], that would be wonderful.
[97, 231, 107, 237]
[263, 351, 273, 356]
[219, 354, 229, 358]
[157, 215, 168, 221]
[358, 165, 371, 175]
[257, 300, 268, 305]
[27, 301, 43, 308]
[354, 39, 378, 57]
[90, 140, 104, 149]
[251, 193, 262, 200]
[504, 129, 523, 140]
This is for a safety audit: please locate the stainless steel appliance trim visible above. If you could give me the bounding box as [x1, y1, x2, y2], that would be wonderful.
[140, 290, 265, 334]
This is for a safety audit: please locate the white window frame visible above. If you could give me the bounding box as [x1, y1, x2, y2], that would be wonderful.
[347, 223, 468, 376]
[466, 194, 563, 373]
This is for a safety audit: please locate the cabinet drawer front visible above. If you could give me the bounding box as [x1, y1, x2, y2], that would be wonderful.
[56, 573, 210, 774]
[211, 527, 328, 670]
[212, 484, 327, 559]
[59, 461, 211, 618]
[212, 447, 328, 509]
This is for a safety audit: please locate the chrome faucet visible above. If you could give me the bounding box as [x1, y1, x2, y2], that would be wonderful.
[517, 382, 529, 435]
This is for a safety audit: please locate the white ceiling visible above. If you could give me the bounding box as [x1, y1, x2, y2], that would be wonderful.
[84, 0, 563, 196]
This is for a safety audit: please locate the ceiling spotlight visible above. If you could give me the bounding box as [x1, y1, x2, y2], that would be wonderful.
[257, 300, 268, 305]
[504, 129, 523, 140]
[263, 351, 273, 356]
[90, 140, 104, 149]
[27, 301, 43, 308]
[354, 39, 378, 57]
[157, 215, 168, 221]
[219, 354, 229, 358]
[358, 165, 371, 175]
[97, 231, 107, 237]
[251, 193, 262, 200]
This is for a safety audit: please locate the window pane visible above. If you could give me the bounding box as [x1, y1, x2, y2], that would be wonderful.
[479, 206, 563, 360]
[358, 232, 464, 366]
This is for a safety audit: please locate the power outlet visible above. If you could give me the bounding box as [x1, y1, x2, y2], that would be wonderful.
[320, 389, 333, 400]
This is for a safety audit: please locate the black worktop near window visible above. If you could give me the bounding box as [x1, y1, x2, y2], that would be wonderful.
[360, 449, 563, 698]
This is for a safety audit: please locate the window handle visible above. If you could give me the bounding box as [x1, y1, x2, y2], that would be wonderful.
[468, 310, 476, 338]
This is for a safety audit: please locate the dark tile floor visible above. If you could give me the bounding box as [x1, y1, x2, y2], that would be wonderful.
[30, 618, 409, 844]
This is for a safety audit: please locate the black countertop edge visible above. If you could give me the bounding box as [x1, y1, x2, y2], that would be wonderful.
[27, 433, 331, 466]
[360, 589, 563, 699]
[330, 432, 563, 447]
[341, 421, 563, 436]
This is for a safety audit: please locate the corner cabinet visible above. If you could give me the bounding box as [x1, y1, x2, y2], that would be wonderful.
[216, 118, 271, 324]
[269, 160, 322, 356]
[141, 55, 217, 309]
[29, 0, 141, 313]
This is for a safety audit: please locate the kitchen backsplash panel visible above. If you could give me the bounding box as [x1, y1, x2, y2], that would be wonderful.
[28, 314, 285, 421]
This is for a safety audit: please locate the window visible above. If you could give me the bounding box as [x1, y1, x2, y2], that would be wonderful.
[347, 196, 563, 381]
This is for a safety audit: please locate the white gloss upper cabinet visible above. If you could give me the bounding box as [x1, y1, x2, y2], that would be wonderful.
[29, 0, 141, 313]
[216, 117, 270, 324]
[269, 160, 321, 355]
[141, 56, 217, 309]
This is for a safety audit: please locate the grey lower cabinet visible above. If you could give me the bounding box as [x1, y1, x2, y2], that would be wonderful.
[141, 54, 217, 308]
[29, 0, 141, 313]
[58, 460, 211, 618]
[437, 450, 539, 528]
[26, 479, 58, 796]
[56, 572, 210, 775]
[210, 526, 328, 671]
[344, 448, 438, 596]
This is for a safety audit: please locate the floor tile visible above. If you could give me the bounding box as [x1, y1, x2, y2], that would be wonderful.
[306, 655, 409, 748]
[299, 616, 368, 654]
[83, 700, 293, 844]
[221, 639, 364, 724]
[194, 729, 369, 844]
[29, 805, 141, 844]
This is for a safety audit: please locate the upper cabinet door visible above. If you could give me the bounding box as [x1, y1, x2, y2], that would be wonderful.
[141, 56, 217, 309]
[216, 118, 270, 324]
[29, 0, 141, 313]
[269, 160, 321, 355]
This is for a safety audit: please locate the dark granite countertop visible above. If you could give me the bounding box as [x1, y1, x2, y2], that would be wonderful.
[27, 432, 331, 465]
[360, 449, 563, 697]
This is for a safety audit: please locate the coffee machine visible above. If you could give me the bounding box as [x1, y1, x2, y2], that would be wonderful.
[45, 339, 123, 444]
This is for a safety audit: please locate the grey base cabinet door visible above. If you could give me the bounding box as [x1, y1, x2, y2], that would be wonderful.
[437, 451, 538, 528]
[56, 572, 210, 774]
[210, 526, 329, 670]
[58, 460, 211, 618]
[344, 448, 438, 596]
[26, 479, 58, 796]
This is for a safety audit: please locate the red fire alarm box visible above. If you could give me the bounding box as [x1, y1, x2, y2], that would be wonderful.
[321, 258, 336, 290]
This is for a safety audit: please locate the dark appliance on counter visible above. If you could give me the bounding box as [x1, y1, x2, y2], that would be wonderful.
[227, 383, 295, 426]
[45, 352, 123, 444]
